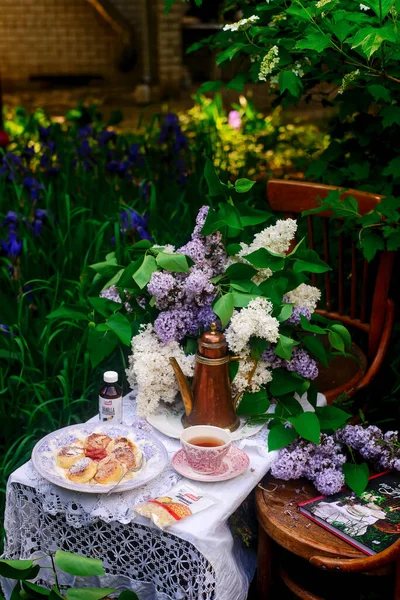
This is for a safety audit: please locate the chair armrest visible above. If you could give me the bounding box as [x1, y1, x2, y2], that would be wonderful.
[351, 298, 395, 394]
[309, 538, 400, 572]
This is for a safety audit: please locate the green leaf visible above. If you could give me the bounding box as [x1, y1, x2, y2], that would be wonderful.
[204, 157, 226, 196]
[268, 424, 298, 451]
[382, 157, 400, 178]
[270, 369, 306, 396]
[237, 389, 270, 415]
[361, 230, 385, 261]
[225, 73, 248, 92]
[330, 20, 356, 43]
[234, 178, 256, 193]
[258, 277, 288, 304]
[88, 328, 118, 368]
[54, 550, 105, 577]
[47, 305, 89, 321]
[386, 229, 400, 251]
[89, 261, 121, 279]
[230, 280, 260, 294]
[328, 330, 345, 353]
[216, 43, 246, 65]
[250, 338, 268, 360]
[329, 324, 351, 349]
[133, 255, 158, 288]
[156, 252, 190, 273]
[213, 293, 234, 328]
[381, 106, 400, 128]
[288, 412, 320, 444]
[279, 71, 303, 97]
[196, 80, 223, 94]
[240, 209, 272, 227]
[342, 462, 370, 496]
[0, 560, 33, 579]
[275, 335, 295, 360]
[368, 84, 391, 103]
[350, 26, 386, 57]
[22, 582, 50, 597]
[362, 0, 394, 18]
[316, 406, 351, 431]
[225, 263, 257, 280]
[286, 4, 315, 20]
[244, 248, 285, 271]
[229, 359, 239, 382]
[232, 293, 259, 307]
[302, 335, 329, 367]
[106, 313, 132, 346]
[66, 589, 116, 600]
[277, 303, 293, 322]
[296, 31, 331, 52]
[300, 315, 326, 334]
[292, 250, 331, 274]
[88, 297, 121, 318]
[118, 592, 139, 600]
[226, 243, 242, 256]
[219, 202, 243, 230]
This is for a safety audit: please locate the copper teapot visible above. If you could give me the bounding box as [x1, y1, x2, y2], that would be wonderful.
[170, 323, 241, 432]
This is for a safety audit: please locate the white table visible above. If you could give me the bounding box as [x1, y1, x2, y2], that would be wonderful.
[2, 392, 279, 600]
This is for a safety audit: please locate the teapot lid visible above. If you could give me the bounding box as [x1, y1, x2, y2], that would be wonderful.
[198, 322, 227, 358]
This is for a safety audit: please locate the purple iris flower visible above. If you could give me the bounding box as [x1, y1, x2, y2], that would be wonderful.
[1, 231, 23, 258]
[39, 154, 50, 169]
[119, 208, 152, 241]
[98, 130, 117, 147]
[0, 324, 11, 337]
[23, 177, 44, 201]
[106, 160, 120, 173]
[22, 284, 34, 302]
[137, 226, 153, 241]
[78, 125, 93, 138]
[174, 132, 188, 153]
[3, 211, 19, 228]
[38, 126, 51, 141]
[24, 145, 35, 160]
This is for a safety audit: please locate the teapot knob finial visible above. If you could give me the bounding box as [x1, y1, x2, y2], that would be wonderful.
[210, 322, 217, 333]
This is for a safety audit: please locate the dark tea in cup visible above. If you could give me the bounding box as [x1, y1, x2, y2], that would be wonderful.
[188, 437, 225, 448]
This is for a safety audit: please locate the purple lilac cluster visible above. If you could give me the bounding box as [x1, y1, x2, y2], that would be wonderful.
[262, 346, 318, 380]
[271, 434, 346, 495]
[336, 425, 400, 471]
[100, 285, 133, 313]
[148, 206, 227, 344]
[283, 296, 312, 325]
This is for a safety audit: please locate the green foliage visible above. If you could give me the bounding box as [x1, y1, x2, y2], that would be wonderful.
[179, 0, 400, 260]
[0, 551, 138, 600]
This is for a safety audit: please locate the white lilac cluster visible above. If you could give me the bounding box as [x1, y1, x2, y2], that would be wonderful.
[284, 283, 321, 313]
[338, 69, 360, 95]
[126, 324, 195, 416]
[232, 358, 273, 395]
[223, 15, 260, 32]
[360, 3, 370, 9]
[271, 434, 347, 495]
[315, 0, 333, 7]
[227, 218, 297, 285]
[147, 206, 227, 344]
[225, 297, 280, 356]
[240, 218, 297, 256]
[258, 46, 280, 82]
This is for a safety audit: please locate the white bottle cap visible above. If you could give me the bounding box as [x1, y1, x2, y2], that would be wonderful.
[103, 371, 118, 383]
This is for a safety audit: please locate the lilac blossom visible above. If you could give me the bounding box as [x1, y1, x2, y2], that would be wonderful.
[262, 346, 318, 380]
[335, 425, 400, 471]
[148, 272, 181, 309]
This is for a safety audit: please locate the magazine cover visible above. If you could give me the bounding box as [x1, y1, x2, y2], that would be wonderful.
[298, 471, 400, 555]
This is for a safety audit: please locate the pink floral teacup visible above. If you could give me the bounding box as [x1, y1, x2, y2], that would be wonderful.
[180, 425, 232, 474]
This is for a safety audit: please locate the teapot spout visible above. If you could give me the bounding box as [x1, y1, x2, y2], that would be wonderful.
[169, 358, 193, 416]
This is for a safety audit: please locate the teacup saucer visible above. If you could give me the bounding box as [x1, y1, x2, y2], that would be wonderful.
[171, 446, 250, 482]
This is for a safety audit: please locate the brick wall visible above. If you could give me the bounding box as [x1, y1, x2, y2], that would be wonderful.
[0, 0, 186, 93]
[0, 0, 128, 86]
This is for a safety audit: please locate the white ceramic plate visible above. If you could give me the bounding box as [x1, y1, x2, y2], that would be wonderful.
[146, 401, 267, 441]
[31, 422, 168, 494]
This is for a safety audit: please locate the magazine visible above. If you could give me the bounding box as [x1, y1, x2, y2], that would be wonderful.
[298, 470, 400, 556]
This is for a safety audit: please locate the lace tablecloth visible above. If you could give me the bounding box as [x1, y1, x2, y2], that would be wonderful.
[3, 391, 323, 600]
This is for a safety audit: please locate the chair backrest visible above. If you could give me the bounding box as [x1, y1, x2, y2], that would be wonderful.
[267, 179, 395, 360]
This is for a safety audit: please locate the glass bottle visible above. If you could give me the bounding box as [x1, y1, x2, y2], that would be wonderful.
[99, 371, 123, 423]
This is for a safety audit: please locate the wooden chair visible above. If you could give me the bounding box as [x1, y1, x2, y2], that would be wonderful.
[267, 179, 396, 404]
[256, 476, 400, 599]
[256, 180, 398, 599]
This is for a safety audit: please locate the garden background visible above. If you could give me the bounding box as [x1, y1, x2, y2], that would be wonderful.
[1, 0, 400, 552]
